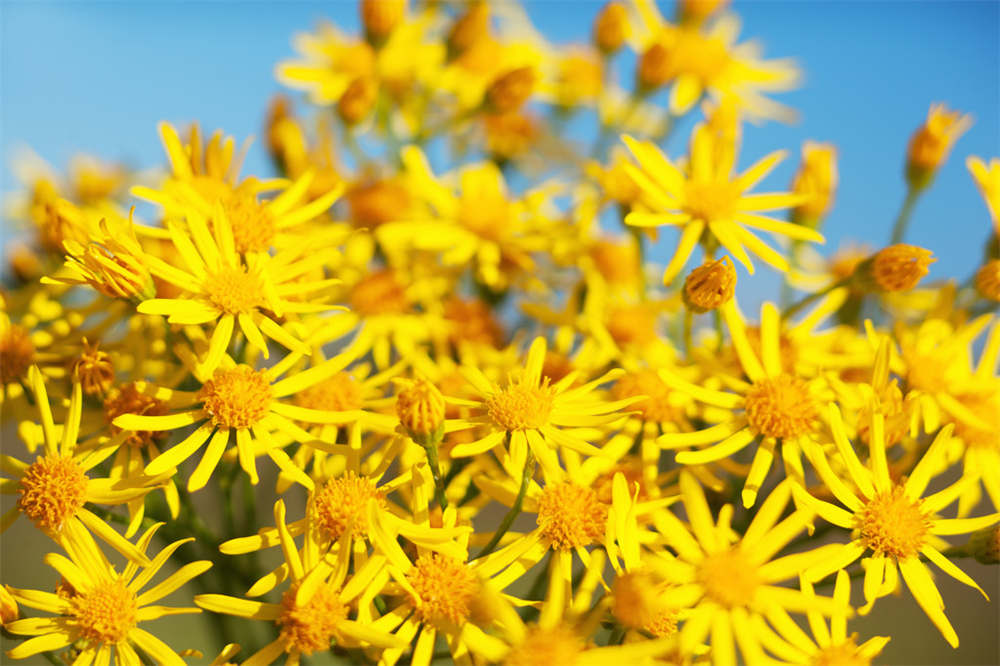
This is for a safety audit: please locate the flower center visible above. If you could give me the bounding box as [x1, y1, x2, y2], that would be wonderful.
[444, 298, 503, 347]
[537, 482, 607, 549]
[901, 347, 949, 394]
[203, 264, 266, 315]
[220, 191, 276, 253]
[684, 180, 739, 223]
[857, 381, 911, 447]
[72, 341, 115, 397]
[0, 324, 35, 385]
[612, 370, 680, 423]
[812, 638, 870, 666]
[295, 372, 364, 412]
[612, 572, 678, 636]
[954, 392, 1000, 451]
[486, 380, 555, 431]
[405, 553, 479, 628]
[349, 270, 410, 316]
[458, 195, 509, 242]
[104, 383, 169, 448]
[589, 240, 639, 286]
[606, 305, 658, 347]
[857, 485, 929, 559]
[308, 472, 385, 540]
[69, 579, 138, 644]
[277, 582, 347, 655]
[744, 374, 817, 439]
[696, 548, 760, 609]
[870, 244, 935, 292]
[683, 257, 736, 313]
[199, 365, 273, 430]
[504, 626, 584, 666]
[17, 455, 88, 531]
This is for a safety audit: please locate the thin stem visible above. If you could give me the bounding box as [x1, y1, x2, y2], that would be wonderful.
[422, 439, 448, 510]
[782, 277, 850, 321]
[475, 448, 535, 559]
[889, 185, 924, 245]
[683, 309, 694, 358]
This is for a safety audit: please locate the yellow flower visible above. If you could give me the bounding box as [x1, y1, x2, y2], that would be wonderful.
[967, 155, 1000, 233]
[623, 126, 823, 283]
[795, 405, 998, 647]
[906, 103, 972, 187]
[790, 141, 838, 226]
[4, 522, 209, 665]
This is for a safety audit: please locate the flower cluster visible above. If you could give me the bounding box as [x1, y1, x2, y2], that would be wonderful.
[2, 2, 998, 666]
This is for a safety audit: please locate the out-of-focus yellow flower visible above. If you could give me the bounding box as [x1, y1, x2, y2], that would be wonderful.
[906, 103, 972, 188]
[623, 126, 822, 283]
[677, 0, 730, 26]
[967, 156, 1000, 233]
[975, 259, 1000, 302]
[791, 141, 838, 227]
[593, 2, 629, 54]
[360, 0, 406, 44]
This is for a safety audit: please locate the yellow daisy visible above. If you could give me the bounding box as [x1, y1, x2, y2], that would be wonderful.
[794, 405, 999, 647]
[623, 124, 823, 284]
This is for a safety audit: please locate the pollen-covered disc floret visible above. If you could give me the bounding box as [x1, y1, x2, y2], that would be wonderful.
[683, 256, 737, 313]
[277, 582, 347, 655]
[856, 485, 930, 558]
[0, 324, 35, 385]
[869, 244, 935, 292]
[204, 264, 266, 315]
[68, 579, 138, 644]
[308, 472, 385, 540]
[504, 625, 584, 666]
[744, 374, 818, 439]
[72, 341, 114, 396]
[17, 455, 88, 531]
[537, 482, 607, 549]
[612, 572, 678, 636]
[349, 270, 410, 315]
[221, 191, 277, 254]
[295, 372, 364, 412]
[612, 370, 681, 423]
[812, 638, 870, 666]
[199, 365, 273, 430]
[105, 383, 169, 448]
[696, 548, 760, 609]
[405, 553, 479, 627]
[486, 379, 555, 431]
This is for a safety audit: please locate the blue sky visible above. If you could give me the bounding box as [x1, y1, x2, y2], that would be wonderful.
[1, 1, 997, 299]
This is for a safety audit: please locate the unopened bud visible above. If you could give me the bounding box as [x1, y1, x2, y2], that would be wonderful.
[72, 339, 115, 397]
[360, 0, 406, 43]
[448, 3, 490, 59]
[683, 257, 736, 312]
[906, 104, 971, 190]
[856, 244, 935, 292]
[790, 142, 838, 228]
[637, 42, 672, 92]
[967, 525, 1000, 565]
[338, 76, 378, 125]
[593, 2, 629, 54]
[396, 378, 446, 445]
[678, 0, 729, 25]
[975, 260, 1000, 302]
[486, 67, 536, 114]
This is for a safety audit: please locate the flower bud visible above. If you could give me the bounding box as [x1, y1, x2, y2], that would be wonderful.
[360, 0, 406, 44]
[338, 76, 378, 125]
[447, 3, 490, 60]
[967, 525, 1000, 565]
[683, 257, 737, 313]
[856, 244, 935, 292]
[678, 0, 729, 25]
[593, 2, 629, 54]
[486, 67, 536, 114]
[637, 42, 672, 92]
[72, 339, 115, 397]
[396, 378, 446, 445]
[906, 104, 971, 190]
[790, 142, 838, 228]
[975, 260, 1000, 302]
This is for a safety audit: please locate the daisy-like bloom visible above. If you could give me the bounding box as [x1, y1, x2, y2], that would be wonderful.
[623, 123, 823, 284]
[629, 0, 801, 121]
[4, 521, 210, 665]
[793, 405, 999, 647]
[1, 367, 161, 564]
[905, 103, 972, 188]
[135, 205, 342, 375]
[647, 472, 845, 666]
[133, 122, 343, 255]
[658, 301, 834, 507]
[447, 336, 636, 482]
[112, 347, 361, 490]
[967, 155, 1000, 233]
[196, 500, 406, 666]
[755, 571, 890, 665]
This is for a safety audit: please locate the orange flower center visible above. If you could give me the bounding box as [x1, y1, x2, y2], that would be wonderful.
[504, 625, 584, 666]
[612, 369, 680, 423]
[857, 485, 929, 559]
[406, 553, 479, 628]
[17, 455, 88, 531]
[277, 582, 347, 655]
[612, 571, 678, 635]
[744, 374, 818, 439]
[204, 264, 266, 315]
[696, 548, 760, 609]
[486, 380, 555, 431]
[104, 383, 169, 448]
[308, 472, 385, 540]
[684, 180, 739, 223]
[0, 325, 35, 385]
[349, 270, 410, 316]
[537, 482, 607, 550]
[220, 191, 277, 253]
[295, 372, 364, 412]
[812, 638, 871, 666]
[199, 365, 273, 430]
[69, 579, 138, 644]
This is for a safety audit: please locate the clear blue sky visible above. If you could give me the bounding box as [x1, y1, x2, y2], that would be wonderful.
[1, 1, 998, 297]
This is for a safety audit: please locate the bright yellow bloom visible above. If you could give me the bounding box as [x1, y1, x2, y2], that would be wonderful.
[5, 522, 209, 665]
[795, 405, 998, 647]
[906, 103, 972, 187]
[967, 155, 1000, 233]
[623, 126, 823, 283]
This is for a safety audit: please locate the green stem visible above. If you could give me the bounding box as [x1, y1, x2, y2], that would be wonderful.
[422, 439, 448, 510]
[782, 277, 851, 321]
[475, 449, 535, 559]
[889, 185, 923, 245]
